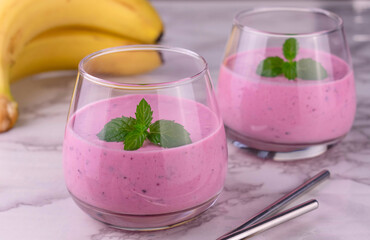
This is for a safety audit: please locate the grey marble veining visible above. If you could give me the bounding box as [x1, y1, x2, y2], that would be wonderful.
[1, 1, 370, 240]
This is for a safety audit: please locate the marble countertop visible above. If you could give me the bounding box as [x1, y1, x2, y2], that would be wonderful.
[1, 1, 370, 239]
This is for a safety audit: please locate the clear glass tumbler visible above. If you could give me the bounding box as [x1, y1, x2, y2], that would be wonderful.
[217, 8, 356, 160]
[62, 45, 227, 230]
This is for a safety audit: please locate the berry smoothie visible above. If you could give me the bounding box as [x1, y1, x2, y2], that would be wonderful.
[63, 94, 227, 215]
[217, 49, 356, 148]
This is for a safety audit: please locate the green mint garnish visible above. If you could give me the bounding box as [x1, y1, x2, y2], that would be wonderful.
[283, 38, 299, 61]
[256, 37, 328, 80]
[97, 116, 136, 142]
[282, 61, 297, 80]
[148, 120, 192, 148]
[123, 130, 147, 151]
[296, 58, 328, 80]
[135, 98, 153, 129]
[256, 57, 284, 77]
[97, 98, 192, 151]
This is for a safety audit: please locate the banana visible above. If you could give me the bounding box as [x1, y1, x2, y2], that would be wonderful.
[10, 28, 158, 81]
[10, 28, 162, 81]
[83, 48, 163, 78]
[1, 0, 163, 69]
[0, 0, 164, 132]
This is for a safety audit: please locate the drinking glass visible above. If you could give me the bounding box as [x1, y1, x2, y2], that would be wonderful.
[217, 8, 356, 161]
[62, 45, 227, 230]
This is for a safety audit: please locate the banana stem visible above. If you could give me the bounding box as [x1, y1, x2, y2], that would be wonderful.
[0, 96, 18, 132]
[0, 69, 18, 132]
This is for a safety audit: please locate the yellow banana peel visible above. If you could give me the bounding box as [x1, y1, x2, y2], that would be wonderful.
[10, 28, 138, 81]
[84, 49, 163, 78]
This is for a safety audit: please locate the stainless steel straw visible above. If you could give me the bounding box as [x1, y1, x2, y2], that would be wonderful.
[218, 199, 319, 240]
[218, 170, 330, 239]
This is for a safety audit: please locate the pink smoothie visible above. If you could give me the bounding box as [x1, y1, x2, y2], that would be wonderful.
[217, 49, 356, 145]
[63, 94, 227, 215]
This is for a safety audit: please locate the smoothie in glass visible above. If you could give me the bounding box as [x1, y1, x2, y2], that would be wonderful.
[63, 94, 227, 215]
[218, 49, 356, 147]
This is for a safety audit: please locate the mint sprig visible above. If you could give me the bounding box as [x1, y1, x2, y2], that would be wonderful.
[96, 116, 136, 142]
[135, 98, 152, 129]
[296, 58, 328, 80]
[256, 38, 328, 80]
[97, 98, 192, 151]
[283, 38, 299, 61]
[148, 120, 192, 148]
[282, 61, 297, 80]
[256, 57, 283, 77]
[123, 130, 147, 151]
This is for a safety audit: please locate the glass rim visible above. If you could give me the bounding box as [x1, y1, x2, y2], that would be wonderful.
[78, 45, 208, 90]
[233, 7, 343, 37]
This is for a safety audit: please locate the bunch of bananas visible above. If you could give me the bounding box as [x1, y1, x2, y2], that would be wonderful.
[0, 0, 163, 132]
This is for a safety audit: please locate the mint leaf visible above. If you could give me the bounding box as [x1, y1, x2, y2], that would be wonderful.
[135, 98, 152, 129]
[282, 61, 297, 80]
[256, 57, 284, 77]
[134, 123, 149, 132]
[255, 38, 328, 81]
[97, 116, 136, 142]
[297, 58, 328, 80]
[97, 98, 193, 151]
[148, 120, 192, 148]
[283, 38, 299, 61]
[123, 130, 147, 151]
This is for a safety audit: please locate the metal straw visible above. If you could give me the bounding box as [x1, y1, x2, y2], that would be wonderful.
[218, 199, 319, 240]
[219, 170, 330, 238]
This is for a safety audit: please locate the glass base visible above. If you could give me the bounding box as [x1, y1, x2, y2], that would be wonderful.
[226, 127, 343, 161]
[70, 192, 220, 231]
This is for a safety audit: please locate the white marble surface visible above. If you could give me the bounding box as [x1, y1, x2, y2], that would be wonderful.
[1, 1, 370, 239]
